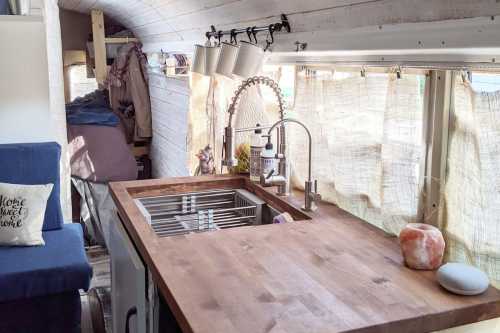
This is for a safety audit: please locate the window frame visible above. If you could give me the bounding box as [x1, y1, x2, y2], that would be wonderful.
[421, 70, 455, 228]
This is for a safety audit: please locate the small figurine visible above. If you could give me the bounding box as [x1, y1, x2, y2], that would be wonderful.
[194, 145, 215, 175]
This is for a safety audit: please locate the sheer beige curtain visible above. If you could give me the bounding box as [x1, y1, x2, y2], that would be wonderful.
[187, 73, 211, 173]
[444, 76, 500, 287]
[289, 68, 425, 235]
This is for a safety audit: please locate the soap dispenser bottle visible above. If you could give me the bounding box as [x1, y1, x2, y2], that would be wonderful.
[260, 136, 276, 178]
[250, 124, 264, 182]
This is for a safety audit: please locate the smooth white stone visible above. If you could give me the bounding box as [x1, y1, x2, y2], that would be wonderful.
[437, 263, 490, 296]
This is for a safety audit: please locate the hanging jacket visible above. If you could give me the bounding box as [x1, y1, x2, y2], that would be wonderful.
[106, 42, 152, 143]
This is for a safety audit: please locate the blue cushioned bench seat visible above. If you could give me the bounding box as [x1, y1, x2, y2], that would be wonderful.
[0, 141, 92, 332]
[0, 223, 92, 303]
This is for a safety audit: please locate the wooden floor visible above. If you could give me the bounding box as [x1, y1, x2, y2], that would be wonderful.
[82, 246, 112, 333]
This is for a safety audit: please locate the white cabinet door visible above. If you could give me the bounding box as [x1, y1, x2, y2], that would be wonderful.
[0, 16, 52, 143]
[110, 218, 146, 333]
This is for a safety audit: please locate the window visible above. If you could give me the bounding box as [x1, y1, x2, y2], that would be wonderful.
[287, 67, 427, 235]
[470, 72, 500, 92]
[68, 64, 98, 101]
[261, 65, 295, 108]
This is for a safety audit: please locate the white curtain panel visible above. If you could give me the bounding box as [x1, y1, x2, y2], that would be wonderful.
[289, 69, 425, 235]
[444, 77, 500, 287]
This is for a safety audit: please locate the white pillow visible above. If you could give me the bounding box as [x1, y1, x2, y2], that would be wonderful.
[0, 182, 53, 246]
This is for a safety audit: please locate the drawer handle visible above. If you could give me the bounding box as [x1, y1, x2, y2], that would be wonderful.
[125, 306, 138, 333]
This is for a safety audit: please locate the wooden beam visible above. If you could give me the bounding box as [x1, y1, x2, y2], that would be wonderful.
[91, 9, 107, 86]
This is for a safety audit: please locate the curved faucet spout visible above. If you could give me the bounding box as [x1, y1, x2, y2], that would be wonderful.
[222, 76, 291, 197]
[267, 118, 312, 182]
[265, 118, 320, 212]
[222, 76, 286, 168]
[227, 76, 286, 126]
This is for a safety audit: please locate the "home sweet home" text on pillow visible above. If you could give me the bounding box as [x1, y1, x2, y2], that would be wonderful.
[0, 182, 53, 246]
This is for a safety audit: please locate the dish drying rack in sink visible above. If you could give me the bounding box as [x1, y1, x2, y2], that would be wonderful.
[135, 189, 266, 237]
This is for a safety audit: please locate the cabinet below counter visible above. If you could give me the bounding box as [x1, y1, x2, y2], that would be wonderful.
[110, 175, 500, 333]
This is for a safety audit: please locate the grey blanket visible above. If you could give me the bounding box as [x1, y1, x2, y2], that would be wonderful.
[73, 178, 117, 247]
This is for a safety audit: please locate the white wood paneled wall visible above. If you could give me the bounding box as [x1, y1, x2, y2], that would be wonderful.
[58, 0, 500, 53]
[148, 71, 190, 178]
[43, 0, 72, 220]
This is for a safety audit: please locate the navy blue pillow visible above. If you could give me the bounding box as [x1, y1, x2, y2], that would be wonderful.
[0, 142, 64, 231]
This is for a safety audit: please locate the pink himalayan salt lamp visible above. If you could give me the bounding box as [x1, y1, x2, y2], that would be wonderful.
[399, 223, 445, 270]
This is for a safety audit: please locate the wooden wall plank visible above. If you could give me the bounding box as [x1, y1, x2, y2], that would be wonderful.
[60, 0, 500, 53]
[147, 71, 190, 178]
[154, 0, 240, 21]
[163, 0, 367, 32]
[76, 0, 98, 12]
[58, 0, 81, 11]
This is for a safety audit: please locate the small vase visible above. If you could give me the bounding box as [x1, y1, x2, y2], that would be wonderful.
[399, 223, 445, 270]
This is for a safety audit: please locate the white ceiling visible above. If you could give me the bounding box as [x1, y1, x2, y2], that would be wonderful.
[58, 0, 500, 54]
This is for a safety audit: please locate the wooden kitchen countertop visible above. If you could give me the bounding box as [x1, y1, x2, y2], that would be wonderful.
[110, 175, 500, 333]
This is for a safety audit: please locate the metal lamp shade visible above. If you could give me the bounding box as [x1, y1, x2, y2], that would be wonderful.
[232, 41, 265, 79]
[215, 42, 239, 79]
[204, 46, 221, 76]
[191, 44, 206, 74]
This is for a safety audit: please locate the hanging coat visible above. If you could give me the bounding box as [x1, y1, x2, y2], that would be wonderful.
[106, 42, 152, 143]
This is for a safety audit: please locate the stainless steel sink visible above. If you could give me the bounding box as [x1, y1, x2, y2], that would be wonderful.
[135, 188, 283, 237]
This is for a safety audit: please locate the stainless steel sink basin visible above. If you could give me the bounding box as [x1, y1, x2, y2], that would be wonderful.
[135, 188, 285, 237]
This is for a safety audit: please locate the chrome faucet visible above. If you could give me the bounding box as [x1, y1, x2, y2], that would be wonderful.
[222, 76, 290, 196]
[261, 118, 321, 212]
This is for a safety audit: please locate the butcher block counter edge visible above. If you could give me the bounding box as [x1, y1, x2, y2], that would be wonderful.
[109, 175, 500, 333]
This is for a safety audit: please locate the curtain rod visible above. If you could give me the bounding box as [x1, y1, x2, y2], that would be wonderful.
[295, 65, 428, 75]
[268, 61, 500, 72]
[205, 14, 291, 44]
